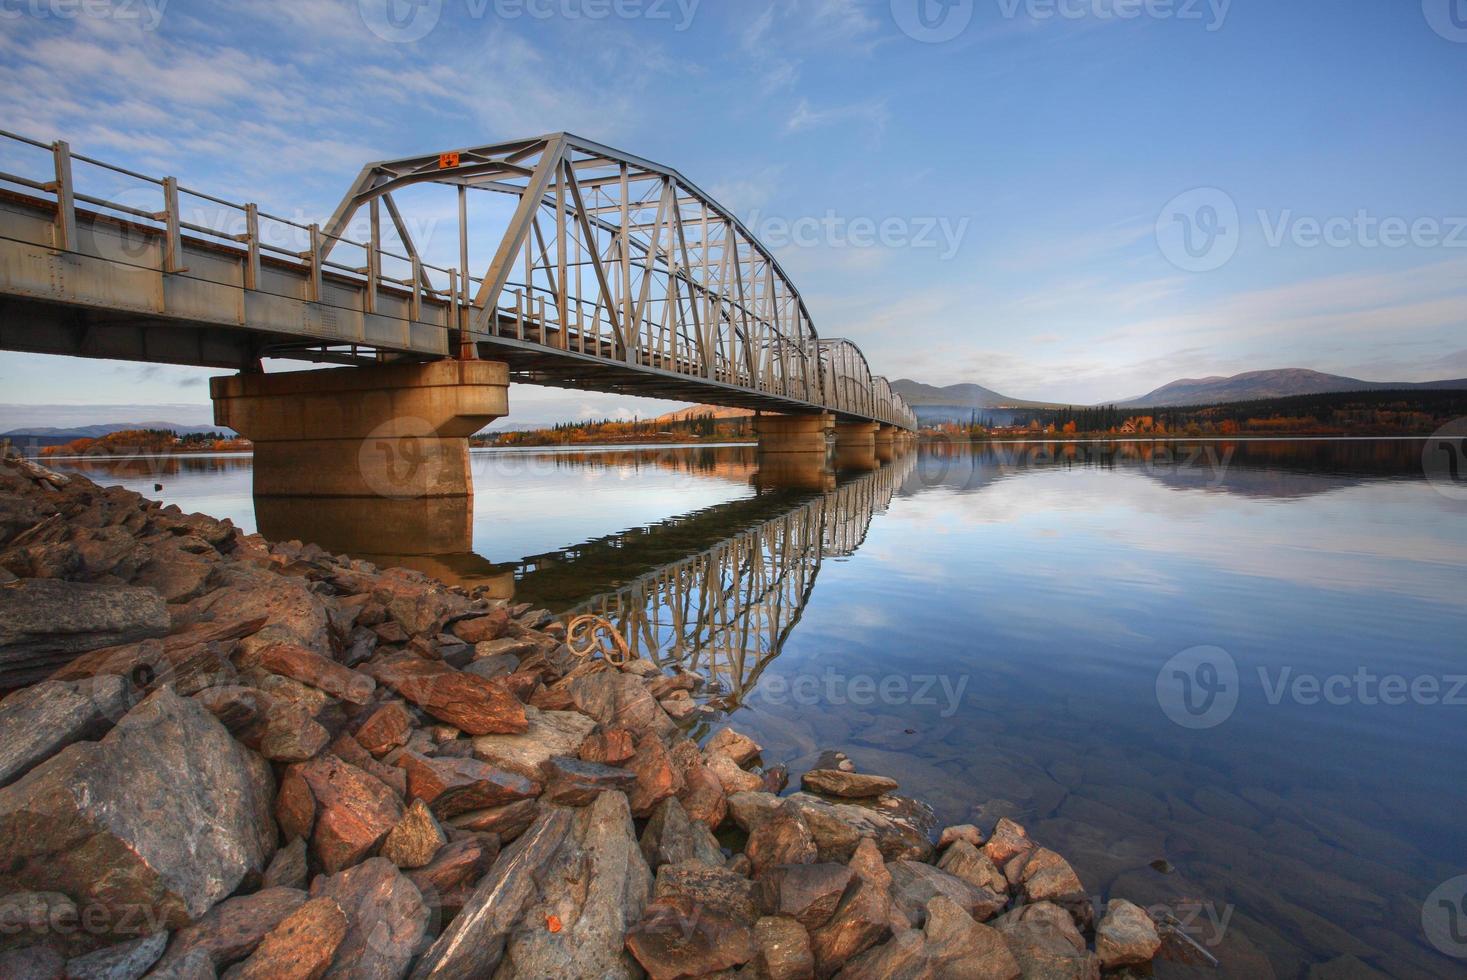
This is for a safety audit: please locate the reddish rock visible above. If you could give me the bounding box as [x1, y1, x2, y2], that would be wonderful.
[654, 860, 760, 926]
[366, 656, 527, 735]
[263, 837, 309, 890]
[354, 701, 413, 757]
[381, 798, 448, 869]
[294, 755, 404, 873]
[677, 763, 728, 828]
[276, 766, 317, 843]
[982, 817, 1034, 867]
[627, 734, 684, 817]
[756, 863, 856, 930]
[328, 731, 407, 798]
[754, 915, 815, 980]
[309, 857, 428, 980]
[568, 671, 677, 741]
[447, 798, 539, 840]
[800, 769, 898, 799]
[541, 754, 638, 806]
[1096, 898, 1160, 969]
[405, 834, 500, 909]
[579, 727, 636, 765]
[227, 896, 347, 980]
[808, 839, 893, 977]
[625, 894, 754, 980]
[938, 824, 985, 850]
[704, 727, 761, 766]
[498, 669, 540, 703]
[452, 609, 510, 644]
[150, 887, 307, 974]
[746, 803, 818, 875]
[707, 752, 764, 795]
[245, 642, 375, 705]
[397, 750, 540, 818]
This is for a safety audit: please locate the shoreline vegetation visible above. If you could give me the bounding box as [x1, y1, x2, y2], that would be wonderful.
[0, 450, 1176, 977]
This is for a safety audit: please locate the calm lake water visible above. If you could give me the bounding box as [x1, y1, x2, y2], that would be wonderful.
[54, 438, 1467, 978]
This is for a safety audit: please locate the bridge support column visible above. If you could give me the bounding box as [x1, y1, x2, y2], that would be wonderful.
[834, 421, 879, 471]
[210, 361, 508, 502]
[875, 424, 897, 463]
[753, 413, 834, 490]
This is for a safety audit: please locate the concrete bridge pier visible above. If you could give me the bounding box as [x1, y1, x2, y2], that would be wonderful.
[210, 360, 509, 505]
[833, 421, 880, 472]
[753, 413, 835, 490]
[875, 423, 897, 463]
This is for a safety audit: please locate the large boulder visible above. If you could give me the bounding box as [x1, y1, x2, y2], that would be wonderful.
[0, 675, 129, 787]
[471, 706, 597, 780]
[293, 755, 404, 874]
[0, 689, 274, 934]
[0, 579, 168, 686]
[496, 791, 653, 978]
[366, 656, 526, 736]
[784, 792, 934, 864]
[310, 857, 429, 980]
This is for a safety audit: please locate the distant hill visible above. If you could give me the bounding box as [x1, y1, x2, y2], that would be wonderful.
[1119, 369, 1467, 408]
[650, 404, 754, 423]
[1, 421, 235, 448]
[890, 380, 1059, 410]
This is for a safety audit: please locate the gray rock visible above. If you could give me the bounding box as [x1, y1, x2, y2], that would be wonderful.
[639, 796, 724, 872]
[151, 887, 307, 975]
[261, 838, 308, 891]
[993, 901, 1099, 979]
[470, 706, 597, 781]
[654, 860, 759, 926]
[799, 769, 899, 799]
[841, 895, 1020, 980]
[784, 792, 935, 864]
[540, 755, 638, 806]
[0, 579, 168, 686]
[0, 676, 129, 787]
[410, 807, 577, 979]
[497, 791, 652, 979]
[64, 931, 168, 979]
[1095, 898, 1161, 969]
[887, 859, 1008, 926]
[310, 857, 429, 980]
[0, 689, 275, 933]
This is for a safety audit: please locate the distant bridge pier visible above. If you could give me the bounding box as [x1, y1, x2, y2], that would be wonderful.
[834, 421, 880, 471]
[210, 360, 508, 504]
[874, 424, 897, 463]
[753, 413, 835, 490]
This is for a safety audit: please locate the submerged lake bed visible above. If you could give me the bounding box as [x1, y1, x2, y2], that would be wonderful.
[55, 438, 1467, 977]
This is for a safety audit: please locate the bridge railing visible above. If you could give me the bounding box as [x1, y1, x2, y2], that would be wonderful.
[0, 129, 475, 356]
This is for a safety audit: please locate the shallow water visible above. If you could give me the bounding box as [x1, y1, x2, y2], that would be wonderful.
[55, 438, 1467, 977]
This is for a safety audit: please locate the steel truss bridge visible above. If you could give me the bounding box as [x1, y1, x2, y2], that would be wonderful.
[0, 131, 915, 430]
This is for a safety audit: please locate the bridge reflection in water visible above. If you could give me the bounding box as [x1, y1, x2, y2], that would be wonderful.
[259, 448, 912, 704]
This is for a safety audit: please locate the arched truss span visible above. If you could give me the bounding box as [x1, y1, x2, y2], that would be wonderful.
[320, 133, 916, 429]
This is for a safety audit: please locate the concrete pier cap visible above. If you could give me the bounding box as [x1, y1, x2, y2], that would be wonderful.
[210, 360, 508, 500]
[752, 412, 835, 456]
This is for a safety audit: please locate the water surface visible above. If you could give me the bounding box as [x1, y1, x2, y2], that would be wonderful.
[55, 439, 1467, 978]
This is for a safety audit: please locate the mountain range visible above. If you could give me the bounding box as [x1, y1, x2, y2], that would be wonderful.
[892, 369, 1467, 412]
[1, 421, 234, 448]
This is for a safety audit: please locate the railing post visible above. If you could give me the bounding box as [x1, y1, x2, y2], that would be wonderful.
[409, 255, 423, 321]
[244, 203, 260, 290]
[306, 223, 322, 302]
[162, 177, 184, 273]
[448, 268, 460, 344]
[51, 140, 77, 252]
[365, 198, 380, 315]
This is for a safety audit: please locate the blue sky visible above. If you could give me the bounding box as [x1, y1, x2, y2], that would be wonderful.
[1, 0, 1465, 428]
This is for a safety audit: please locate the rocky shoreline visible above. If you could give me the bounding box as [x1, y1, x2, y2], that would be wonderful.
[0, 451, 1166, 979]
